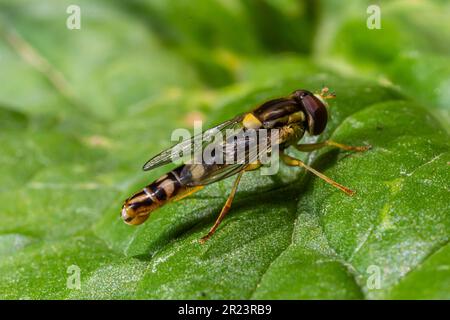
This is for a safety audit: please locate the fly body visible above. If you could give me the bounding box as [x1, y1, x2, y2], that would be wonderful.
[121, 87, 370, 243]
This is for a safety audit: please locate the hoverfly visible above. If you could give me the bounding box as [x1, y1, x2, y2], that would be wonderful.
[121, 87, 370, 243]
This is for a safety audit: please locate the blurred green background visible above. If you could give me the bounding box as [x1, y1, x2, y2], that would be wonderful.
[0, 0, 449, 299]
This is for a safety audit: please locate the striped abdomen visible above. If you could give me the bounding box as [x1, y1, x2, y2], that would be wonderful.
[121, 165, 195, 225]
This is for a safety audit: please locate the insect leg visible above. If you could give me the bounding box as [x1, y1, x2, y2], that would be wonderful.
[245, 161, 262, 171]
[280, 152, 355, 196]
[295, 140, 371, 152]
[199, 170, 244, 244]
[172, 186, 204, 202]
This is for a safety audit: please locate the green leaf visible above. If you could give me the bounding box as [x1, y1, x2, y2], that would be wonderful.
[0, 0, 448, 299]
[0, 234, 121, 299]
[324, 0, 450, 124]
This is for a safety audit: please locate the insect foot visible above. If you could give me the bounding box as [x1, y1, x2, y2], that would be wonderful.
[354, 144, 372, 152]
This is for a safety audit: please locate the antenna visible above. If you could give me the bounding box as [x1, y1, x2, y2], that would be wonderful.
[317, 86, 336, 100]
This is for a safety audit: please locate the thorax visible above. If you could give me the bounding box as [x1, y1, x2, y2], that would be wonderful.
[278, 123, 305, 147]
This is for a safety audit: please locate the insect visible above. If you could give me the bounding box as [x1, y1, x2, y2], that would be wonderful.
[121, 87, 370, 243]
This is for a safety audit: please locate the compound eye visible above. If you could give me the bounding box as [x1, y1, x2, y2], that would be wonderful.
[302, 94, 328, 135]
[291, 90, 310, 101]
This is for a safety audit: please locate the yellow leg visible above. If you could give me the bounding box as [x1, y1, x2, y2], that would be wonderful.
[245, 161, 262, 171]
[295, 140, 371, 152]
[199, 170, 244, 244]
[173, 186, 204, 202]
[280, 152, 355, 196]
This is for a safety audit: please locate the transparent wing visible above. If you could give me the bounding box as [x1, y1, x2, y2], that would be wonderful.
[142, 115, 244, 171]
[185, 163, 247, 186]
[183, 128, 276, 186]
